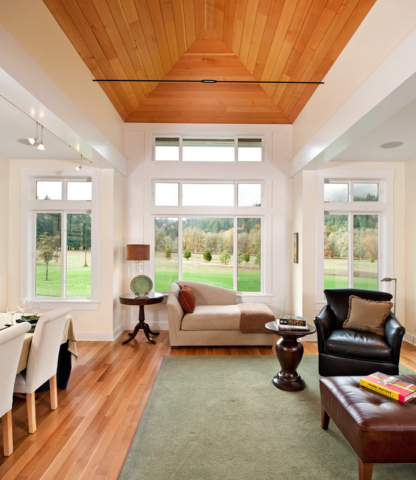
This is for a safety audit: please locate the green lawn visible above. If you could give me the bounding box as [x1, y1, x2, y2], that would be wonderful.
[155, 252, 261, 292]
[36, 251, 91, 297]
[324, 258, 378, 291]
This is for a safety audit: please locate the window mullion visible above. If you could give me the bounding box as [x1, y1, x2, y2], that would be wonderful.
[178, 216, 183, 281]
[348, 213, 354, 288]
[61, 212, 67, 299]
[233, 217, 238, 291]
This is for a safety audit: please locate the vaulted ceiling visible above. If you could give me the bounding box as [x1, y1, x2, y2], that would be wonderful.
[44, 0, 376, 124]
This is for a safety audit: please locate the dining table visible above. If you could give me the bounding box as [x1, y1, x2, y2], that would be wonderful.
[0, 313, 78, 390]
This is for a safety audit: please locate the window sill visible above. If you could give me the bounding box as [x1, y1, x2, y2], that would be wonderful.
[39, 300, 100, 311]
[237, 293, 274, 303]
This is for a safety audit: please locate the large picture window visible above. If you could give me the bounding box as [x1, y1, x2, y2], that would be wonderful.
[154, 217, 262, 293]
[22, 168, 99, 307]
[317, 169, 393, 306]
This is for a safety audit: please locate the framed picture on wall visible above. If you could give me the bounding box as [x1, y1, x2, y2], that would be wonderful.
[293, 233, 299, 264]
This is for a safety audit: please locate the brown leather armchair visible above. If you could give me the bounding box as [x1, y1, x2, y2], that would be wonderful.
[314, 289, 405, 377]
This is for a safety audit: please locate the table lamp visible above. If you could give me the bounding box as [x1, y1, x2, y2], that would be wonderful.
[381, 277, 397, 314]
[126, 244, 153, 297]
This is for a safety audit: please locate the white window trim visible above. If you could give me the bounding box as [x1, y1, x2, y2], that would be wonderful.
[20, 167, 100, 310]
[316, 169, 394, 310]
[151, 214, 269, 298]
[152, 179, 264, 208]
[152, 134, 265, 162]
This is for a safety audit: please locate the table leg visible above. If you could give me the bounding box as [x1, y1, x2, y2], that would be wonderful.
[122, 305, 158, 345]
[272, 336, 306, 391]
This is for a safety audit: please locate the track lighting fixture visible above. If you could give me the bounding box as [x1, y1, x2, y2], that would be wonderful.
[75, 154, 83, 171]
[28, 122, 38, 145]
[37, 125, 45, 151]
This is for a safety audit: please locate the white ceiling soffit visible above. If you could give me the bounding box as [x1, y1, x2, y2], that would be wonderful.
[0, 24, 127, 175]
[290, 27, 416, 177]
[333, 97, 416, 162]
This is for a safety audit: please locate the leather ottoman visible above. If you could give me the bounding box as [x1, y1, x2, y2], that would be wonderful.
[320, 375, 416, 480]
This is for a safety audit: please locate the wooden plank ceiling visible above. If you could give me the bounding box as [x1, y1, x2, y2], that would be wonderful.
[44, 0, 376, 124]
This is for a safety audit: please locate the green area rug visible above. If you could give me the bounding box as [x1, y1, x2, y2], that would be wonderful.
[119, 356, 416, 480]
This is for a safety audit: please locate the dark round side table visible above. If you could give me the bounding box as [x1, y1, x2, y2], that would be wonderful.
[265, 321, 316, 392]
[119, 292, 164, 345]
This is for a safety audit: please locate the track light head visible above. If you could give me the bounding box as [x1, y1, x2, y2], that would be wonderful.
[28, 122, 39, 145]
[75, 153, 83, 171]
[37, 125, 45, 151]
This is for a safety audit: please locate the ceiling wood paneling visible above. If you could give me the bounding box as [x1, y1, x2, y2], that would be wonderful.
[44, 0, 377, 124]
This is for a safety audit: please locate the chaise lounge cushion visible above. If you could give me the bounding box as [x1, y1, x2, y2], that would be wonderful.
[325, 329, 392, 362]
[181, 305, 241, 331]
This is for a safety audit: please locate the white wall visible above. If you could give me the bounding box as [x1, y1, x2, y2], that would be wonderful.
[123, 123, 293, 330]
[8, 160, 123, 340]
[0, 154, 9, 311]
[405, 158, 416, 343]
[293, 162, 406, 340]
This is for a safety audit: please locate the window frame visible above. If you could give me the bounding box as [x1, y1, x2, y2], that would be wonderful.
[153, 180, 264, 208]
[153, 134, 265, 162]
[316, 169, 394, 308]
[20, 167, 100, 310]
[151, 214, 265, 294]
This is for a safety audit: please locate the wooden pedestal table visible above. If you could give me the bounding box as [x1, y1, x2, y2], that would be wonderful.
[265, 322, 316, 392]
[119, 293, 164, 345]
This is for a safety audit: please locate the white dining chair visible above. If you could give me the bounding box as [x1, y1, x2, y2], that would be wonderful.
[14, 306, 71, 433]
[0, 322, 31, 456]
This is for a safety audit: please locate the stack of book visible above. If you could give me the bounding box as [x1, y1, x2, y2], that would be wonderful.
[360, 372, 416, 403]
[274, 315, 308, 331]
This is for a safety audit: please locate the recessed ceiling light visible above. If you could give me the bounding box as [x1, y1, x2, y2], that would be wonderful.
[380, 141, 404, 149]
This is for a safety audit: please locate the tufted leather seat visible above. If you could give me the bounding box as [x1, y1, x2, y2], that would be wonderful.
[314, 289, 405, 377]
[325, 329, 392, 362]
[320, 375, 416, 479]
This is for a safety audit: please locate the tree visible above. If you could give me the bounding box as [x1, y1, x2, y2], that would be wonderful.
[255, 251, 261, 268]
[164, 245, 172, 260]
[220, 250, 231, 265]
[203, 249, 212, 262]
[243, 253, 250, 264]
[237, 232, 251, 254]
[183, 249, 191, 261]
[237, 250, 243, 265]
[37, 232, 61, 280]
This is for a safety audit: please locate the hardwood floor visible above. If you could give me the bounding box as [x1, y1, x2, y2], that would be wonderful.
[1, 332, 416, 479]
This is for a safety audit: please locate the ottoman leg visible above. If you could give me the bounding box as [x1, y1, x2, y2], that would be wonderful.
[358, 459, 373, 480]
[321, 406, 330, 430]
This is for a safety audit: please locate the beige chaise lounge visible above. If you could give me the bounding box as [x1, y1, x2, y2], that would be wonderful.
[166, 281, 275, 347]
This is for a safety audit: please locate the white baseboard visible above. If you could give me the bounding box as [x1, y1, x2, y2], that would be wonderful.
[404, 332, 416, 345]
[75, 331, 116, 341]
[113, 323, 125, 340]
[127, 320, 169, 331]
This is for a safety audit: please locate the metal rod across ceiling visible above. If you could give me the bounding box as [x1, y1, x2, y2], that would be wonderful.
[93, 79, 324, 84]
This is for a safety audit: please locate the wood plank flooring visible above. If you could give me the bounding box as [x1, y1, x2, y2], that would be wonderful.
[1, 332, 416, 479]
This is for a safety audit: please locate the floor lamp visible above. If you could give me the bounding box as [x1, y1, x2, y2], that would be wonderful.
[381, 277, 397, 314]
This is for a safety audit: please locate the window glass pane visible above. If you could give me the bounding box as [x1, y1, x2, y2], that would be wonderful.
[183, 184, 234, 206]
[182, 218, 234, 289]
[353, 183, 379, 202]
[155, 183, 179, 206]
[36, 213, 61, 297]
[237, 218, 261, 292]
[36, 181, 62, 200]
[353, 215, 378, 290]
[67, 214, 91, 297]
[324, 215, 348, 290]
[155, 218, 179, 291]
[324, 183, 348, 202]
[238, 139, 262, 162]
[238, 184, 262, 207]
[67, 181, 92, 200]
[155, 138, 179, 161]
[183, 138, 234, 162]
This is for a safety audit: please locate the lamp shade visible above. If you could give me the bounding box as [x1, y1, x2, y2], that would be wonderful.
[126, 244, 150, 261]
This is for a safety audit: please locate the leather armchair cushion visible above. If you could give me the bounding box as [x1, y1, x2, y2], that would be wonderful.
[324, 289, 393, 328]
[324, 329, 392, 362]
